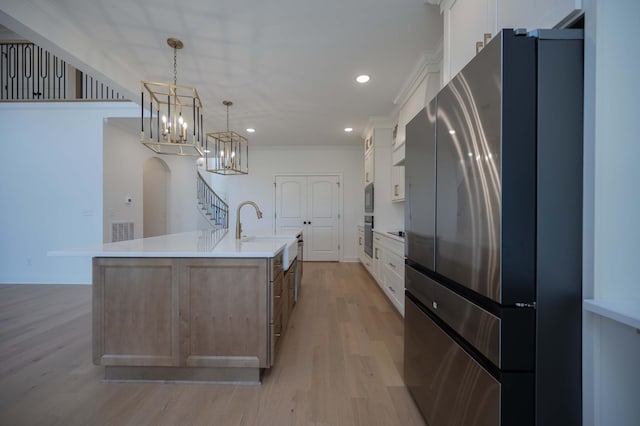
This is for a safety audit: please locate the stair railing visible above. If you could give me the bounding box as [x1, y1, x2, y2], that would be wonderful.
[196, 170, 229, 229]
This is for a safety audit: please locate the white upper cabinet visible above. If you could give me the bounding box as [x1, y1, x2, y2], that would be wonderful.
[444, 0, 497, 81]
[364, 148, 374, 185]
[391, 165, 405, 203]
[440, 0, 582, 82]
[497, 0, 582, 32]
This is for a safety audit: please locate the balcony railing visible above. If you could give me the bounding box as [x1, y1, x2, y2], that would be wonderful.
[1, 40, 125, 101]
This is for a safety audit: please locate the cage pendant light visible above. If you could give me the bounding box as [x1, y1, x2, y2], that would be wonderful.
[205, 101, 249, 175]
[140, 38, 204, 157]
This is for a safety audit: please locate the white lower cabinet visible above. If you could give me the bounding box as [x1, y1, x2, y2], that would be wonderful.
[383, 245, 404, 313]
[373, 235, 383, 282]
[358, 227, 405, 316]
[357, 226, 374, 275]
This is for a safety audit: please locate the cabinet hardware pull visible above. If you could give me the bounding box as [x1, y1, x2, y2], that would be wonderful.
[389, 263, 395, 268]
[388, 286, 395, 293]
[394, 184, 399, 196]
[359, 237, 362, 245]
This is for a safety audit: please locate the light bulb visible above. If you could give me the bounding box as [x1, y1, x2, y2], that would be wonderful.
[162, 115, 167, 123]
[231, 151, 236, 158]
[178, 116, 184, 124]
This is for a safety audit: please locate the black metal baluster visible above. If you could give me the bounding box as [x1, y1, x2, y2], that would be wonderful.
[141, 91, 144, 135]
[1, 44, 5, 100]
[25, 44, 33, 99]
[10, 44, 17, 99]
[44, 51, 50, 99]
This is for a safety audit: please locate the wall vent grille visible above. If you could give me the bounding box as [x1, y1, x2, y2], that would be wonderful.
[112, 222, 134, 242]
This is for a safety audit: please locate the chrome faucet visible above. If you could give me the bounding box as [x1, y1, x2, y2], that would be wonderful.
[235, 201, 263, 239]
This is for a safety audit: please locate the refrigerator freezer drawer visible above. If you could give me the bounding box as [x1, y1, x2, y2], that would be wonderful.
[404, 296, 500, 426]
[404, 296, 535, 426]
[406, 265, 500, 366]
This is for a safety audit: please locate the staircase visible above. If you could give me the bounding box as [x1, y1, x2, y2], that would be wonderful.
[196, 170, 228, 229]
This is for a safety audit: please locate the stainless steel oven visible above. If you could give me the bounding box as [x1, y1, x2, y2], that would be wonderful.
[364, 215, 373, 257]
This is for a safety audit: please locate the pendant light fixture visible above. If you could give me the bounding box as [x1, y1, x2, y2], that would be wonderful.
[205, 100, 249, 175]
[140, 38, 204, 156]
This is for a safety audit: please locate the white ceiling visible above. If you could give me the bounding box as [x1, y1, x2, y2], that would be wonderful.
[0, 0, 443, 146]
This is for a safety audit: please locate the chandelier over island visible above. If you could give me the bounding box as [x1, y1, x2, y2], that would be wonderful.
[205, 100, 249, 175]
[140, 38, 205, 157]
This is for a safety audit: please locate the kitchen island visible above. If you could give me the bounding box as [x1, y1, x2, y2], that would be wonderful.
[55, 228, 301, 384]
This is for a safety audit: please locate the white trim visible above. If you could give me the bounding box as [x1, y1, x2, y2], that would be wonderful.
[393, 42, 443, 109]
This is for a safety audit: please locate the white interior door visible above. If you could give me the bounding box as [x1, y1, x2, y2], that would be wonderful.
[305, 176, 339, 261]
[275, 175, 341, 261]
[275, 176, 307, 233]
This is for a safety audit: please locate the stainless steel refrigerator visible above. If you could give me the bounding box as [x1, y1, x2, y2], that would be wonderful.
[404, 29, 583, 426]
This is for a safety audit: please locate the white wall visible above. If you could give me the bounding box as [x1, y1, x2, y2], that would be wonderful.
[203, 145, 364, 262]
[103, 118, 202, 244]
[582, 0, 640, 425]
[0, 102, 138, 284]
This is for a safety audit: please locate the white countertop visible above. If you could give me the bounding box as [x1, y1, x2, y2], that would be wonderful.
[50, 228, 302, 259]
[373, 229, 405, 243]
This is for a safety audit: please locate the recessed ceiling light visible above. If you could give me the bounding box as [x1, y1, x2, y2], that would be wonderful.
[246, 128, 255, 133]
[344, 127, 353, 132]
[449, 129, 456, 135]
[356, 74, 370, 84]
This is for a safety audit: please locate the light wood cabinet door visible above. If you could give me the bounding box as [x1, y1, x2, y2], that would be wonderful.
[181, 258, 268, 368]
[93, 258, 180, 367]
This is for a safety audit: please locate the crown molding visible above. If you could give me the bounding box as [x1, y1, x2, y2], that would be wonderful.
[424, 0, 443, 6]
[392, 40, 443, 110]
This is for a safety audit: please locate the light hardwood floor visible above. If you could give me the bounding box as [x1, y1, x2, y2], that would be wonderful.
[0, 262, 425, 426]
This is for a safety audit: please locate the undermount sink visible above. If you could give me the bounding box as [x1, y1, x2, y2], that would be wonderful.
[241, 235, 298, 270]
